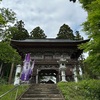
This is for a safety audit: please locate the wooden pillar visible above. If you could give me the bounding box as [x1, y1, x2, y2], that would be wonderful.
[36, 69, 39, 84]
[0, 63, 3, 76]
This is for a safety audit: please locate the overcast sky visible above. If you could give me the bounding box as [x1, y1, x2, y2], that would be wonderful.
[1, 0, 88, 38]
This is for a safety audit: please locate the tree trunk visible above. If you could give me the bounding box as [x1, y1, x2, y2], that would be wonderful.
[8, 62, 14, 84]
[0, 63, 3, 77]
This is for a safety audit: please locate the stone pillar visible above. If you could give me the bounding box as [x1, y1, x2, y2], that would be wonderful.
[14, 64, 21, 85]
[73, 66, 78, 82]
[79, 66, 82, 76]
[61, 68, 66, 82]
[58, 70, 61, 82]
[57, 57, 67, 82]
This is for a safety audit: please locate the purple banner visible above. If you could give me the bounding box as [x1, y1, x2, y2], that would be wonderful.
[20, 53, 34, 81]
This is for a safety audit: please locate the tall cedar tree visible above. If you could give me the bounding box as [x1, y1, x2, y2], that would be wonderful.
[70, 0, 76, 3]
[56, 24, 75, 39]
[5, 20, 29, 40]
[75, 31, 83, 40]
[30, 26, 47, 39]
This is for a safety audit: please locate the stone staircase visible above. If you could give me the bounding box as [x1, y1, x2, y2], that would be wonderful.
[17, 84, 65, 100]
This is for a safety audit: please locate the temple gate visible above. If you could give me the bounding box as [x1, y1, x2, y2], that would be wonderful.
[11, 39, 89, 83]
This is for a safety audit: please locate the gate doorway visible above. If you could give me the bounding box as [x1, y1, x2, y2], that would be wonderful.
[38, 69, 58, 84]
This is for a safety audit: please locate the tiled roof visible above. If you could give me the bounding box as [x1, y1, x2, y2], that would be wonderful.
[11, 38, 89, 43]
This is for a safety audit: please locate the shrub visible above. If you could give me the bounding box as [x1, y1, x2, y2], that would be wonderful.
[58, 79, 100, 100]
[0, 77, 7, 85]
[0, 85, 29, 100]
[78, 80, 100, 100]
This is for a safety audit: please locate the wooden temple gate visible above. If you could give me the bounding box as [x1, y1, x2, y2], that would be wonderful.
[11, 39, 89, 83]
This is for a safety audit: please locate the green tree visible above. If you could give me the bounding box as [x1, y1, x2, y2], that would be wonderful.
[0, 41, 21, 83]
[0, 8, 16, 25]
[0, 3, 21, 63]
[4, 20, 29, 40]
[79, 0, 95, 10]
[0, 8, 16, 39]
[79, 0, 100, 78]
[30, 26, 47, 39]
[75, 31, 83, 40]
[69, 0, 76, 3]
[56, 24, 75, 39]
[0, 42, 21, 63]
[0, 1, 21, 83]
[0, 9, 21, 69]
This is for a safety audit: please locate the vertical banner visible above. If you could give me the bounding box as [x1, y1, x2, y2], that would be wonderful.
[20, 53, 34, 81]
[28, 60, 35, 76]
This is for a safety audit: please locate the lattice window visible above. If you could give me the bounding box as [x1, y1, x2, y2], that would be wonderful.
[32, 53, 43, 59]
[44, 55, 53, 59]
[54, 53, 61, 59]
[63, 53, 70, 59]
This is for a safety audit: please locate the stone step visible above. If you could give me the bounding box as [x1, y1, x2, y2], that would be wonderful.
[20, 98, 64, 100]
[23, 93, 62, 98]
[29, 87, 58, 89]
[30, 84, 57, 88]
[25, 91, 60, 94]
[28, 88, 59, 91]
[29, 86, 57, 90]
[25, 92, 60, 95]
[17, 84, 65, 100]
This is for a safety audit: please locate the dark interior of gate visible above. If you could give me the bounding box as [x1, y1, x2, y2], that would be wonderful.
[38, 69, 58, 84]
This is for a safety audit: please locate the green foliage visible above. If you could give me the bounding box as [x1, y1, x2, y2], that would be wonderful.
[0, 77, 7, 85]
[58, 80, 100, 100]
[56, 24, 75, 39]
[58, 82, 85, 100]
[75, 31, 83, 40]
[30, 26, 47, 39]
[0, 8, 16, 25]
[79, 0, 94, 10]
[77, 80, 100, 100]
[0, 14, 6, 25]
[0, 0, 21, 81]
[0, 8, 16, 26]
[82, 1, 100, 36]
[0, 85, 29, 100]
[79, 0, 100, 77]
[0, 42, 21, 64]
[0, 8, 16, 39]
[4, 20, 29, 40]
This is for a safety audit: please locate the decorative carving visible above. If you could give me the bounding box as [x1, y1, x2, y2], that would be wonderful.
[36, 64, 59, 69]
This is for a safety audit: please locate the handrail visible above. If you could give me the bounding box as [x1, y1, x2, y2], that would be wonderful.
[0, 85, 19, 99]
